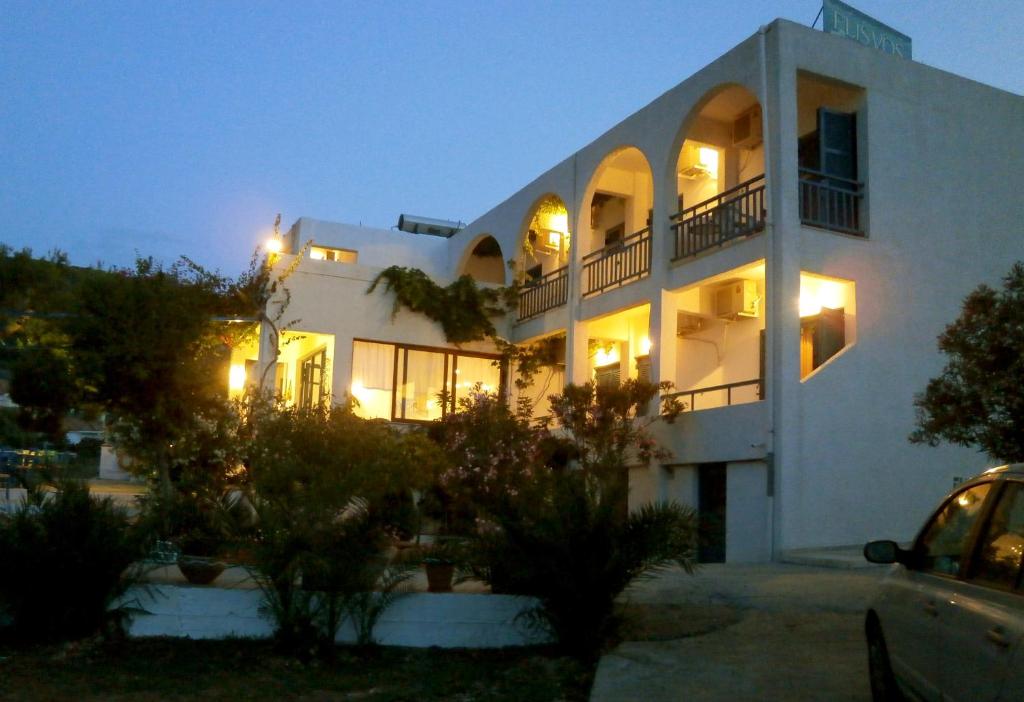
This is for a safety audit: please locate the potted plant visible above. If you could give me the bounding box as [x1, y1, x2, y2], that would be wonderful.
[149, 492, 229, 585]
[421, 539, 462, 593]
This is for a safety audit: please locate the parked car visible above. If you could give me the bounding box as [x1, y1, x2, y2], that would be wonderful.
[863, 464, 1024, 701]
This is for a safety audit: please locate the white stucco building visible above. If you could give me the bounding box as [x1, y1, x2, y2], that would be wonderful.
[233, 18, 1024, 562]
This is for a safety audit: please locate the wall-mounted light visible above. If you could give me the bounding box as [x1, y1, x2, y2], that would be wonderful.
[265, 237, 283, 255]
[639, 336, 652, 356]
[698, 147, 720, 180]
[594, 344, 620, 367]
[229, 364, 247, 392]
[799, 276, 846, 317]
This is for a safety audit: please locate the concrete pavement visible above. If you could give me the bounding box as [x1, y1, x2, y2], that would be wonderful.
[591, 561, 888, 701]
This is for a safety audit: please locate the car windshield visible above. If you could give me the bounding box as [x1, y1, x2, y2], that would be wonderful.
[917, 482, 992, 576]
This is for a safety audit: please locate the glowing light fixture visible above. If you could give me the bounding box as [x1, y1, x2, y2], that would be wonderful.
[799, 276, 847, 317]
[265, 237, 283, 255]
[228, 364, 247, 391]
[639, 336, 652, 355]
[698, 147, 719, 180]
[594, 344, 620, 367]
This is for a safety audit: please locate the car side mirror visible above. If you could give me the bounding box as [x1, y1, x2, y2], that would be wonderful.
[863, 540, 901, 564]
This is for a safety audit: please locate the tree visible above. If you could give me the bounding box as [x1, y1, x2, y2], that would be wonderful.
[8, 347, 76, 440]
[910, 262, 1024, 462]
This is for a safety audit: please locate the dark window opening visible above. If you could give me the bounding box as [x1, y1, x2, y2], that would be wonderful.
[298, 348, 328, 409]
[798, 108, 862, 234]
[800, 307, 845, 378]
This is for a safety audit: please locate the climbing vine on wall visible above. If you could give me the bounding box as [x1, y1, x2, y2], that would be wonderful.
[367, 266, 519, 345]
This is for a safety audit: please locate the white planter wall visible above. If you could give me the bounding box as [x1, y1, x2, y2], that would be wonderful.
[120, 585, 550, 649]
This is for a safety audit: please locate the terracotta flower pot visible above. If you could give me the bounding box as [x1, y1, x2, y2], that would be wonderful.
[177, 556, 226, 585]
[424, 561, 454, 592]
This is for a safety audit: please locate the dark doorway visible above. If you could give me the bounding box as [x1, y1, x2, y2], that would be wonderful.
[698, 463, 727, 563]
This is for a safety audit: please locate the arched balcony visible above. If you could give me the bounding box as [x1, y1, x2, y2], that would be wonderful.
[580, 147, 654, 297]
[516, 194, 570, 321]
[671, 85, 767, 260]
[458, 234, 506, 285]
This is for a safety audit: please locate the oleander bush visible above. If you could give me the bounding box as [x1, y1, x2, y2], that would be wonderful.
[240, 398, 439, 656]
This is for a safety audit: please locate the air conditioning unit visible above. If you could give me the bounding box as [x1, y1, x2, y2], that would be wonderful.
[676, 312, 705, 336]
[713, 279, 759, 319]
[732, 106, 763, 149]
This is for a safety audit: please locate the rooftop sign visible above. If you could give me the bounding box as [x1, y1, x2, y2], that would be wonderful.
[822, 0, 912, 59]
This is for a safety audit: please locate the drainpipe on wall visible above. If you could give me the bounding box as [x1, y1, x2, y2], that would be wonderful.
[758, 23, 780, 561]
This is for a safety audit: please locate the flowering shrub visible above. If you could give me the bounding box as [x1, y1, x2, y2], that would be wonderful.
[435, 380, 696, 658]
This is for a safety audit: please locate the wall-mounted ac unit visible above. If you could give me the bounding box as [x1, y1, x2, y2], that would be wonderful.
[677, 312, 705, 336]
[732, 106, 763, 149]
[713, 279, 758, 319]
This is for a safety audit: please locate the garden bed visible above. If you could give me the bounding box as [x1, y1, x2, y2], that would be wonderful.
[0, 637, 592, 701]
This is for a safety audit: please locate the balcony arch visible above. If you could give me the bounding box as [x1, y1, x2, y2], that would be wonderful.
[457, 234, 506, 285]
[669, 83, 766, 260]
[515, 193, 571, 321]
[578, 145, 654, 297]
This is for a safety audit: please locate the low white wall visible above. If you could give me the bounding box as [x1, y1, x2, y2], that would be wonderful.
[121, 585, 549, 649]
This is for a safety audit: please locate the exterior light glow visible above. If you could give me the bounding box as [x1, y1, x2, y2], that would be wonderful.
[547, 230, 562, 249]
[265, 238, 283, 254]
[698, 147, 719, 180]
[228, 364, 246, 391]
[799, 276, 847, 317]
[594, 345, 620, 367]
[639, 336, 652, 355]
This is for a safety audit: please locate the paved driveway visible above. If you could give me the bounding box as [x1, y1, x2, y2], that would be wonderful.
[591, 562, 887, 701]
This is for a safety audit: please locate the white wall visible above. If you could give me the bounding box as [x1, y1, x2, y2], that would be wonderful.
[122, 585, 549, 648]
[287, 218, 450, 279]
[768, 21, 1024, 551]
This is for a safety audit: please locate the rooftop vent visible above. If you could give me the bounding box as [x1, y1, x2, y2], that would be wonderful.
[397, 214, 464, 238]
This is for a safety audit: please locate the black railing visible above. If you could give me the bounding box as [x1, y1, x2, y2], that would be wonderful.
[581, 227, 651, 297]
[517, 265, 569, 321]
[799, 169, 863, 235]
[663, 378, 762, 412]
[671, 175, 766, 260]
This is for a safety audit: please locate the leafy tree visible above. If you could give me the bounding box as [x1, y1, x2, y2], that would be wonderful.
[911, 262, 1024, 462]
[8, 347, 76, 440]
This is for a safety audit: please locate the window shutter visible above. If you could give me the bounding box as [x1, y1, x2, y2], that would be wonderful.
[813, 307, 846, 368]
[818, 109, 857, 181]
[595, 363, 621, 389]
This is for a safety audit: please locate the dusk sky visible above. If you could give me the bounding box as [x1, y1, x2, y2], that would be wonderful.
[3, 0, 1022, 275]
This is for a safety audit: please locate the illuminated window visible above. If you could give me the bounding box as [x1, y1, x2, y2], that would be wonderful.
[350, 340, 504, 422]
[350, 341, 395, 419]
[799, 273, 855, 379]
[310, 246, 357, 263]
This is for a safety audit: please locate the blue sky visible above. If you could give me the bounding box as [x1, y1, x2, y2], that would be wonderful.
[3, 0, 1022, 275]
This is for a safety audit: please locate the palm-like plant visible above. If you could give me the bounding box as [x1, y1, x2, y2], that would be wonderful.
[439, 380, 696, 658]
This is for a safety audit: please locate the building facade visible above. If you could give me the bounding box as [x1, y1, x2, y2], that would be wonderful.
[233, 19, 1024, 562]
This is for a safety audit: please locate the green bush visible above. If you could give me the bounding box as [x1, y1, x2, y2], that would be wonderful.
[438, 382, 696, 659]
[471, 471, 696, 657]
[239, 399, 437, 655]
[0, 480, 149, 643]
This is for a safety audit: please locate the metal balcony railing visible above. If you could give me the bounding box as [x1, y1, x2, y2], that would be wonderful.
[517, 265, 568, 321]
[671, 175, 766, 260]
[663, 378, 763, 412]
[581, 227, 651, 297]
[798, 169, 863, 235]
